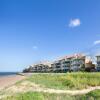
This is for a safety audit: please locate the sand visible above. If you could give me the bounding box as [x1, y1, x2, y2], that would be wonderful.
[0, 75, 25, 90]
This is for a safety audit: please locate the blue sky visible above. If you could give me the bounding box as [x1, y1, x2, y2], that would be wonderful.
[0, 0, 100, 72]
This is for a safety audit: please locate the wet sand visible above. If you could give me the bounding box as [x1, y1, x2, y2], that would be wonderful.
[0, 75, 25, 90]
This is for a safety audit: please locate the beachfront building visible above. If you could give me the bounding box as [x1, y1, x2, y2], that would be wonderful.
[70, 54, 85, 71]
[26, 65, 35, 72]
[29, 64, 50, 72]
[52, 60, 62, 72]
[23, 53, 100, 73]
[96, 56, 100, 71]
[24, 65, 37, 72]
[51, 56, 72, 72]
[42, 54, 86, 73]
[85, 60, 95, 72]
[31, 61, 52, 72]
[34, 64, 48, 72]
[61, 58, 71, 72]
[34, 64, 43, 72]
[33, 64, 51, 72]
[32, 66, 38, 72]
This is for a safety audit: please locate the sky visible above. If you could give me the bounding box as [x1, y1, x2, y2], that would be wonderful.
[0, 0, 100, 72]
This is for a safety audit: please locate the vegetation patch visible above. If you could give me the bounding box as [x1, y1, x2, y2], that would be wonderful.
[1, 73, 100, 100]
[26, 72, 100, 90]
[27, 72, 100, 89]
[2, 89, 100, 100]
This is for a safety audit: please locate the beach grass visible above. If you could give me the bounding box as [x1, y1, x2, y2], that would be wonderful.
[3, 89, 100, 100]
[26, 72, 100, 90]
[1, 72, 100, 100]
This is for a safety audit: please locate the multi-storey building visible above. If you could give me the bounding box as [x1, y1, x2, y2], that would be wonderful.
[33, 64, 51, 72]
[29, 54, 86, 73]
[96, 56, 100, 71]
[61, 58, 71, 72]
[70, 54, 85, 71]
[23, 54, 100, 73]
[51, 56, 72, 72]
[52, 60, 62, 72]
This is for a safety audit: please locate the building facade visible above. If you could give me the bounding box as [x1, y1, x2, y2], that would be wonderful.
[51, 60, 62, 72]
[71, 56, 85, 71]
[51, 54, 85, 72]
[96, 56, 100, 71]
[61, 58, 71, 72]
[23, 54, 100, 73]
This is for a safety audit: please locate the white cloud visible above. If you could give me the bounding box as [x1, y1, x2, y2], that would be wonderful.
[69, 19, 81, 27]
[33, 46, 38, 49]
[94, 40, 100, 45]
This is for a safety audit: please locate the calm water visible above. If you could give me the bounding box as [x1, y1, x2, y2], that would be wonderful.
[0, 72, 17, 77]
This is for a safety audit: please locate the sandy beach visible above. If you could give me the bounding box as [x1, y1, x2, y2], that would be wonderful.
[0, 75, 25, 90]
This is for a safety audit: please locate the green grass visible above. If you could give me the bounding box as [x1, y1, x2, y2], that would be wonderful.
[26, 72, 100, 89]
[3, 89, 100, 100]
[1, 73, 100, 100]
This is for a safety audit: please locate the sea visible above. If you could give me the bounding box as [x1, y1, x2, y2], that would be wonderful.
[0, 72, 17, 77]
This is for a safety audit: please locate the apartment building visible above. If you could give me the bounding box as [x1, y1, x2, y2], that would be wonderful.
[70, 54, 85, 71]
[30, 54, 85, 73]
[61, 58, 71, 72]
[96, 56, 100, 71]
[51, 56, 72, 72]
[51, 60, 62, 72]
[25, 61, 52, 73]
[23, 54, 100, 73]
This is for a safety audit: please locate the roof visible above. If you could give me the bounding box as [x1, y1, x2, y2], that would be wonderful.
[31, 61, 52, 67]
[57, 53, 85, 60]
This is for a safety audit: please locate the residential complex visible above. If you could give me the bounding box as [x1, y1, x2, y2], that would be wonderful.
[23, 54, 100, 73]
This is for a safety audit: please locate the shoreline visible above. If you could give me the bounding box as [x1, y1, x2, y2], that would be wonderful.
[0, 75, 25, 91]
[0, 74, 17, 78]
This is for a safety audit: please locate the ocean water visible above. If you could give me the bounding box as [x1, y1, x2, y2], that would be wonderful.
[0, 72, 17, 77]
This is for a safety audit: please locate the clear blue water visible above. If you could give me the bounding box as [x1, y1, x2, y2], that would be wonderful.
[0, 72, 17, 77]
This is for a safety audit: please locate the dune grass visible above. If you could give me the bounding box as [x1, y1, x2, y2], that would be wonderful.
[3, 89, 100, 100]
[1, 72, 100, 100]
[27, 72, 100, 90]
